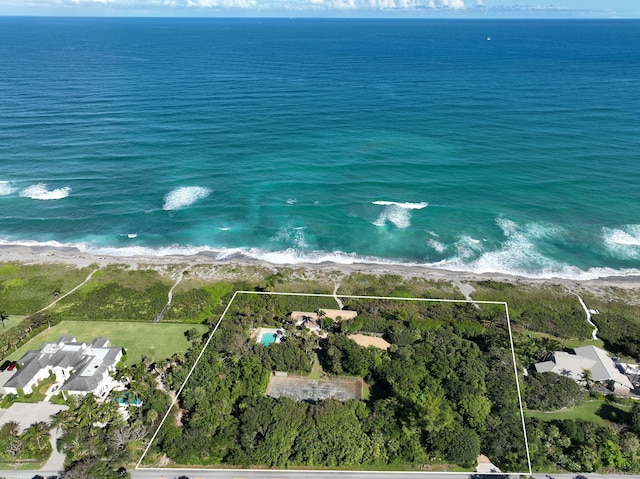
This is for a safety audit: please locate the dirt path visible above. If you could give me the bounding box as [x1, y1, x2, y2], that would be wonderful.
[153, 270, 184, 323]
[333, 281, 344, 309]
[35, 267, 100, 315]
[575, 293, 599, 340]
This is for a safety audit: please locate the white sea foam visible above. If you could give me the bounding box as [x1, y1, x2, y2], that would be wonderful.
[372, 200, 428, 210]
[0, 181, 17, 196]
[19, 183, 71, 200]
[127, 234, 138, 239]
[372, 200, 427, 229]
[274, 226, 308, 249]
[374, 206, 410, 229]
[0, 236, 639, 280]
[286, 198, 297, 205]
[603, 225, 640, 259]
[427, 238, 446, 254]
[454, 235, 483, 259]
[433, 218, 586, 279]
[162, 186, 211, 211]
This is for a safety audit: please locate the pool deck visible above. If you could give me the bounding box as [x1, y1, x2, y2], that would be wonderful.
[255, 327, 282, 345]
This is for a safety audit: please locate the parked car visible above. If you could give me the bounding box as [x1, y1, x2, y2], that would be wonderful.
[0, 360, 11, 371]
[6, 361, 17, 371]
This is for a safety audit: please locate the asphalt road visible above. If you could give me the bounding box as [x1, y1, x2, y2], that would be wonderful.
[2, 470, 639, 479]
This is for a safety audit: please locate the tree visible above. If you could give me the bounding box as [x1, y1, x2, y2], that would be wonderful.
[446, 427, 480, 468]
[631, 403, 640, 435]
[62, 457, 130, 479]
[580, 368, 594, 391]
[22, 421, 51, 450]
[184, 328, 200, 342]
[524, 372, 587, 410]
[0, 310, 8, 331]
[76, 394, 102, 429]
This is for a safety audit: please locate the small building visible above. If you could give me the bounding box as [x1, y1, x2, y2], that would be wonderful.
[4, 336, 122, 399]
[535, 345, 633, 394]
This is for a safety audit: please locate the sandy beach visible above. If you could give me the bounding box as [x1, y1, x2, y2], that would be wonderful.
[2, 244, 640, 299]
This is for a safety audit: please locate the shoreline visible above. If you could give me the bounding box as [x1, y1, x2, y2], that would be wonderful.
[2, 244, 640, 294]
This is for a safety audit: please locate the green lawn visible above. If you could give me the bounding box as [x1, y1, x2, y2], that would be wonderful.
[526, 399, 631, 425]
[563, 338, 605, 350]
[520, 329, 604, 350]
[7, 320, 208, 366]
[0, 315, 26, 332]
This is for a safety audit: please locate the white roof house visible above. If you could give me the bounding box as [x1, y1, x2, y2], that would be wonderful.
[535, 345, 633, 394]
[4, 336, 122, 399]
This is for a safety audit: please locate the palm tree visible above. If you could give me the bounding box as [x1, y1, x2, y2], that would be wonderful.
[0, 310, 8, 331]
[76, 393, 102, 429]
[51, 408, 76, 432]
[23, 421, 51, 450]
[580, 368, 595, 391]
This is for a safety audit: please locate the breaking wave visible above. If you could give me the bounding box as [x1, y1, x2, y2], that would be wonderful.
[427, 238, 446, 254]
[274, 226, 308, 249]
[372, 201, 428, 209]
[372, 200, 427, 229]
[0, 235, 639, 280]
[19, 183, 71, 200]
[603, 225, 640, 259]
[0, 181, 17, 196]
[163, 186, 211, 211]
[431, 218, 618, 279]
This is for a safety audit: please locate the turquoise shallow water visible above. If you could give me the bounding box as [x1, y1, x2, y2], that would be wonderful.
[1, 18, 639, 279]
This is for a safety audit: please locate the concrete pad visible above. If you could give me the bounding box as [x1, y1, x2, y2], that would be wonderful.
[266, 375, 363, 402]
[0, 401, 67, 432]
[0, 369, 19, 394]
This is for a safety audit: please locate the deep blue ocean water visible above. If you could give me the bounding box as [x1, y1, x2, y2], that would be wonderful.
[1, 17, 639, 279]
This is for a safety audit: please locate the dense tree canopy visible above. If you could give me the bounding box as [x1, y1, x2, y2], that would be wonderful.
[524, 372, 587, 411]
[156, 295, 529, 471]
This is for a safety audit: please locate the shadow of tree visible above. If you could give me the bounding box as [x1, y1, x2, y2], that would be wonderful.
[597, 402, 630, 424]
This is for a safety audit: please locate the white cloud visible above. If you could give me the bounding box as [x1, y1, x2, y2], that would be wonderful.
[290, 0, 465, 9]
[186, 0, 257, 7]
[1, 0, 470, 11]
[428, 0, 464, 8]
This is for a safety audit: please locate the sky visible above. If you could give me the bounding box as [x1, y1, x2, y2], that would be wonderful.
[0, 0, 638, 18]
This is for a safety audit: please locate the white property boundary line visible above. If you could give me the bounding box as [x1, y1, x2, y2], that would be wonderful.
[136, 291, 532, 476]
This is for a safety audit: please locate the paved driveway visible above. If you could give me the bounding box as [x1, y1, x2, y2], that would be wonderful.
[0, 369, 18, 395]
[0, 401, 67, 432]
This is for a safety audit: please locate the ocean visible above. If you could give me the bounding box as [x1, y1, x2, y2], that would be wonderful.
[1, 17, 639, 279]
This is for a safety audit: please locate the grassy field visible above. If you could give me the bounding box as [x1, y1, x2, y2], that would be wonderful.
[526, 399, 631, 425]
[50, 264, 174, 321]
[7, 320, 208, 366]
[0, 262, 95, 315]
[0, 315, 26, 332]
[522, 330, 605, 350]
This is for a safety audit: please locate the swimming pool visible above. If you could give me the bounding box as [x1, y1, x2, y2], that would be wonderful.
[260, 332, 277, 346]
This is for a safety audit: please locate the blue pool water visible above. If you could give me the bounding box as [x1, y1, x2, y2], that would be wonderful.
[260, 333, 277, 346]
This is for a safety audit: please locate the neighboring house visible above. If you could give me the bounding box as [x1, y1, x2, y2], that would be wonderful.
[535, 345, 633, 394]
[4, 336, 122, 399]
